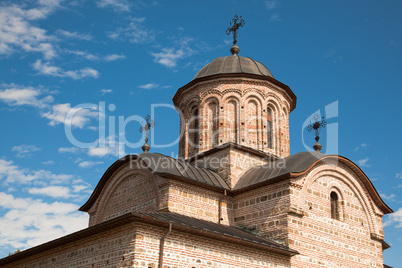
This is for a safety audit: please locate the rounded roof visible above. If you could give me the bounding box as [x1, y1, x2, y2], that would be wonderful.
[194, 55, 274, 80]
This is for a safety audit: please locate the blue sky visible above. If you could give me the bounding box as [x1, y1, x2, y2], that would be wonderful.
[0, 0, 401, 265]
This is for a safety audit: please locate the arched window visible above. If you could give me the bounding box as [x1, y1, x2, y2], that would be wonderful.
[267, 107, 273, 149]
[330, 192, 339, 220]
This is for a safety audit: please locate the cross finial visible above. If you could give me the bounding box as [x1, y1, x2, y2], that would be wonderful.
[226, 15, 245, 55]
[307, 114, 327, 152]
[139, 114, 155, 153]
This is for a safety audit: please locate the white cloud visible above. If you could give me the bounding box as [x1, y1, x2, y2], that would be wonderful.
[88, 136, 125, 157]
[78, 161, 103, 168]
[357, 157, 370, 167]
[42, 103, 99, 128]
[384, 207, 402, 228]
[56, 29, 93, 41]
[33, 60, 99, 79]
[97, 0, 130, 12]
[0, 192, 88, 250]
[396, 173, 402, 179]
[104, 54, 126, 61]
[0, 3, 58, 59]
[12, 145, 41, 158]
[139, 83, 159, 89]
[72, 184, 90, 193]
[380, 193, 396, 202]
[151, 37, 195, 68]
[42, 160, 55, 165]
[109, 17, 154, 43]
[58, 135, 124, 158]
[0, 159, 74, 185]
[0, 84, 54, 108]
[28, 186, 72, 198]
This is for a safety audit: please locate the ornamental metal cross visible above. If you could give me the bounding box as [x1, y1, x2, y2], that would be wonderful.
[226, 15, 245, 45]
[139, 114, 155, 153]
[307, 114, 327, 152]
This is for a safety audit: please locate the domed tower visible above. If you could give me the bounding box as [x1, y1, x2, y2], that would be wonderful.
[173, 22, 297, 187]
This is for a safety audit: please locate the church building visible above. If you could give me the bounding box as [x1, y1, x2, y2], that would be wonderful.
[0, 17, 393, 268]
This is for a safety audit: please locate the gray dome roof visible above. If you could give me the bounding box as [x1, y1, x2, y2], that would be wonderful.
[194, 55, 274, 80]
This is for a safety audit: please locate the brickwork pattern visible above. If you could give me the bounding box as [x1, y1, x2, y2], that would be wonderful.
[134, 223, 291, 268]
[176, 78, 292, 160]
[5, 223, 137, 268]
[286, 163, 385, 268]
[87, 162, 160, 226]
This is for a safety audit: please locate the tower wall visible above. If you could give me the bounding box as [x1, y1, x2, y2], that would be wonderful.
[176, 77, 292, 160]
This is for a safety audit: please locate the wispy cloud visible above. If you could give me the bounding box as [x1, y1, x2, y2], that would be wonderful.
[33, 60, 99, 79]
[108, 17, 155, 43]
[42, 160, 55, 165]
[0, 2, 58, 59]
[96, 0, 131, 12]
[151, 37, 196, 68]
[264, 1, 280, 22]
[78, 161, 103, 168]
[56, 29, 93, 41]
[65, 49, 99, 61]
[12, 145, 41, 158]
[265, 0, 278, 10]
[139, 83, 159, 89]
[104, 54, 126, 61]
[354, 143, 368, 151]
[65, 50, 125, 62]
[396, 173, 402, 179]
[357, 157, 370, 167]
[0, 159, 74, 185]
[58, 147, 81, 154]
[269, 14, 280, 22]
[58, 136, 125, 158]
[100, 89, 113, 95]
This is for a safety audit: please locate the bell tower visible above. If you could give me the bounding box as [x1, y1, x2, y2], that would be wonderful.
[172, 17, 297, 187]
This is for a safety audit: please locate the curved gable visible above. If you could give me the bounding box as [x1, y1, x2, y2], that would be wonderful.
[235, 152, 392, 215]
[80, 153, 228, 214]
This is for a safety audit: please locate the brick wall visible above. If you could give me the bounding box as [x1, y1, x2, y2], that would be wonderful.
[5, 223, 137, 268]
[134, 223, 291, 268]
[176, 78, 292, 160]
[286, 163, 385, 267]
[87, 162, 161, 226]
